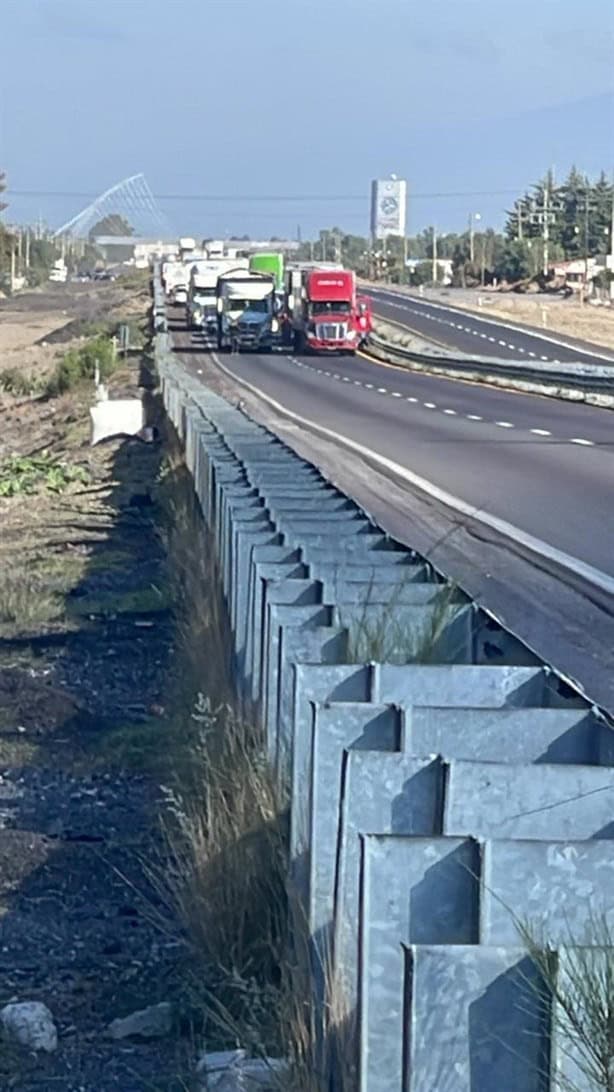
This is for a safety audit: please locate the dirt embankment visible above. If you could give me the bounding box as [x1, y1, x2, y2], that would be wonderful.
[449, 292, 614, 353]
[0, 280, 203, 1090]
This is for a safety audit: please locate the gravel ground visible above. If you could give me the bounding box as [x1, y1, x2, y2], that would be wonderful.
[0, 287, 197, 1090]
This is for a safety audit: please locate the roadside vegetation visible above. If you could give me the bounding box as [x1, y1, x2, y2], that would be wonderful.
[299, 166, 614, 291]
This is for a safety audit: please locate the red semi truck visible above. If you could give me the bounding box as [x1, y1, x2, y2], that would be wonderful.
[284, 268, 371, 354]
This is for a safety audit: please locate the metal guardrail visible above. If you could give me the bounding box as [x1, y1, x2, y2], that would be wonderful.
[153, 273, 614, 1091]
[367, 329, 614, 401]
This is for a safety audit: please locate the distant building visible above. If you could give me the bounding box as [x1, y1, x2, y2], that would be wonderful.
[550, 255, 607, 293]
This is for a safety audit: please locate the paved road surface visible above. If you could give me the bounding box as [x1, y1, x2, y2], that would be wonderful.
[365, 286, 614, 366]
[169, 315, 614, 708]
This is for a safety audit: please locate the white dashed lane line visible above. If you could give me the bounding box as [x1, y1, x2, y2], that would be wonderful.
[281, 355, 598, 449]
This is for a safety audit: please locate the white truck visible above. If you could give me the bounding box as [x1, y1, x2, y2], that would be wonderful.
[216, 269, 277, 352]
[163, 260, 191, 304]
[49, 258, 67, 283]
[186, 259, 244, 332]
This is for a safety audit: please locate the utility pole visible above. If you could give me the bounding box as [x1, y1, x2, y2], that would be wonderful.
[584, 190, 591, 293]
[543, 178, 550, 277]
[610, 181, 614, 300]
[25, 228, 31, 269]
[432, 226, 438, 284]
[469, 213, 474, 264]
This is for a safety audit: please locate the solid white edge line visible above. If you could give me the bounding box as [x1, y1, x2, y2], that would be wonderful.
[209, 350, 614, 598]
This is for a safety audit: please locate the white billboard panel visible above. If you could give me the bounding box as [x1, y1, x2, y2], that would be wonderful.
[371, 178, 407, 240]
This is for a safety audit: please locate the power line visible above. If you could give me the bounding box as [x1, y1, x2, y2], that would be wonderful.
[9, 187, 525, 202]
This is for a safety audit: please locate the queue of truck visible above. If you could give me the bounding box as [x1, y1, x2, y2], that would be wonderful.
[162, 240, 372, 355]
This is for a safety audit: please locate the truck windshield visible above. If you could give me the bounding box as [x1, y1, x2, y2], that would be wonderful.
[311, 301, 351, 315]
[194, 289, 215, 301]
[228, 299, 269, 313]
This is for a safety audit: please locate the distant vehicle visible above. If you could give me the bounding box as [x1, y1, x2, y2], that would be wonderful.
[186, 260, 239, 332]
[49, 258, 67, 284]
[172, 285, 188, 306]
[249, 253, 285, 343]
[216, 269, 277, 352]
[284, 267, 362, 354]
[178, 237, 196, 261]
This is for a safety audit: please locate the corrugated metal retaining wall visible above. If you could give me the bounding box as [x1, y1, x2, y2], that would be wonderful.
[153, 279, 614, 1092]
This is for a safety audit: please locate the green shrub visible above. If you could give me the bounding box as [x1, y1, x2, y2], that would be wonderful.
[45, 335, 116, 396]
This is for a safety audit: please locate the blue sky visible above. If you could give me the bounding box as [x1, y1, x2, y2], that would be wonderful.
[0, 0, 612, 238]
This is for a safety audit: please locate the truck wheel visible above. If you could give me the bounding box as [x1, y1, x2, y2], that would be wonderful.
[293, 330, 306, 353]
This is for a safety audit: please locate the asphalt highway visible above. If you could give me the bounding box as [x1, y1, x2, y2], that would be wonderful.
[365, 285, 614, 366]
[176, 331, 613, 578]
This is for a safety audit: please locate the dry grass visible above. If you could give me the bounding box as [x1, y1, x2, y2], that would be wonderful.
[0, 568, 64, 627]
[341, 581, 464, 664]
[462, 295, 614, 352]
[149, 690, 358, 1088]
[518, 913, 614, 1092]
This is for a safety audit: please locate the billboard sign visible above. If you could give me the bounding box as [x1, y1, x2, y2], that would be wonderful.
[371, 178, 407, 240]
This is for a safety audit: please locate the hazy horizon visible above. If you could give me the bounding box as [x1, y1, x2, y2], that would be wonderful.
[1, 0, 612, 239]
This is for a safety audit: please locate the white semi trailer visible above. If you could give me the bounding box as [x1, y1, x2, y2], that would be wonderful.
[216, 269, 277, 352]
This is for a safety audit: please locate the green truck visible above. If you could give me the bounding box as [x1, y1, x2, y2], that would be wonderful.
[249, 252, 284, 291]
[249, 254, 284, 346]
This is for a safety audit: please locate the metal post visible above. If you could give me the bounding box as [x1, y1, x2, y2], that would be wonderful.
[432, 227, 438, 284]
[584, 191, 590, 295]
[469, 214, 474, 264]
[543, 181, 550, 277]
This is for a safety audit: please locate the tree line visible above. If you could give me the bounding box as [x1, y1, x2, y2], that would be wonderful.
[300, 167, 613, 289]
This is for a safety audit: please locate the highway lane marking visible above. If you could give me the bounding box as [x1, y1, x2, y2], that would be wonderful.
[208, 350, 614, 601]
[280, 354, 600, 447]
[367, 288, 614, 364]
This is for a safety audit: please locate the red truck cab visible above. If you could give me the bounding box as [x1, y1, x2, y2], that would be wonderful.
[295, 269, 359, 354]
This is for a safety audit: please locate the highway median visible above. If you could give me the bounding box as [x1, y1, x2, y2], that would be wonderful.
[365, 318, 614, 409]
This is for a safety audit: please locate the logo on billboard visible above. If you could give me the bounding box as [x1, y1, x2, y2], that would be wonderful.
[371, 178, 407, 240]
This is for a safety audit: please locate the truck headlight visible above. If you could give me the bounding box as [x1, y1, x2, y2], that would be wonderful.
[271, 317, 279, 333]
[347, 329, 357, 339]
